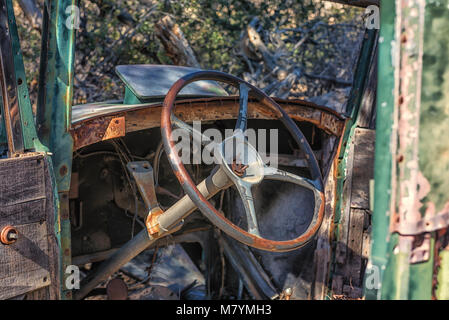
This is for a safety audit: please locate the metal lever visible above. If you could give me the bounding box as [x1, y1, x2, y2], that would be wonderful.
[126, 161, 164, 236]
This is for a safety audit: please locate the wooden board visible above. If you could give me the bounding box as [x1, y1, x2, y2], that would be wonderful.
[346, 208, 366, 288]
[331, 129, 375, 299]
[350, 128, 375, 209]
[0, 222, 50, 299]
[0, 154, 59, 299]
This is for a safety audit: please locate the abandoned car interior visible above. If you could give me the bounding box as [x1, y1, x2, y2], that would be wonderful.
[1, 0, 448, 302]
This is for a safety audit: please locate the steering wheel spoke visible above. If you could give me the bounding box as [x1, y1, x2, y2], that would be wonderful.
[263, 166, 319, 192]
[171, 114, 215, 150]
[235, 83, 249, 132]
[234, 181, 260, 236]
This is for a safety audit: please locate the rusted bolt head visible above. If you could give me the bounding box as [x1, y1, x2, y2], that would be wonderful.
[106, 278, 128, 300]
[59, 165, 68, 176]
[231, 160, 248, 177]
[100, 168, 109, 180]
[1, 226, 18, 245]
[401, 34, 407, 44]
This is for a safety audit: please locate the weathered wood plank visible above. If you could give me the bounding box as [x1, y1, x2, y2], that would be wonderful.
[346, 208, 366, 288]
[350, 128, 375, 209]
[357, 48, 378, 129]
[0, 222, 50, 299]
[335, 137, 356, 265]
[332, 275, 344, 295]
[0, 155, 45, 207]
[313, 161, 337, 299]
[362, 231, 371, 259]
[0, 154, 59, 299]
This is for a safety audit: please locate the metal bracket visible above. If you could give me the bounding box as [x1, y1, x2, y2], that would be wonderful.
[390, 172, 449, 263]
[126, 161, 164, 237]
[391, 210, 449, 236]
[0, 0, 24, 154]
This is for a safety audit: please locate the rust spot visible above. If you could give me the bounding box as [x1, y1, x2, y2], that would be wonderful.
[59, 165, 68, 176]
[401, 34, 407, 44]
[71, 116, 126, 150]
[231, 160, 248, 177]
[146, 207, 165, 236]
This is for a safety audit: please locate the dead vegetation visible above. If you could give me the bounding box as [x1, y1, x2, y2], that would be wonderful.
[14, 0, 366, 110]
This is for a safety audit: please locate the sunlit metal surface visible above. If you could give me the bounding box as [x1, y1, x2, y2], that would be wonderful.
[116, 65, 228, 99]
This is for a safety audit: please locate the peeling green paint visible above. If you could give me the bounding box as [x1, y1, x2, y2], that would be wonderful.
[419, 0, 449, 213]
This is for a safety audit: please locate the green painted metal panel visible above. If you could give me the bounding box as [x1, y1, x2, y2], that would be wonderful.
[366, 0, 395, 300]
[419, 0, 449, 214]
[36, 0, 78, 300]
[420, 0, 449, 300]
[37, 0, 76, 191]
[124, 86, 144, 104]
[5, 0, 44, 152]
[368, 0, 449, 300]
[436, 250, 449, 299]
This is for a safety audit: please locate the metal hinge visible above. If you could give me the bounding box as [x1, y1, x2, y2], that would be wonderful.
[390, 172, 449, 263]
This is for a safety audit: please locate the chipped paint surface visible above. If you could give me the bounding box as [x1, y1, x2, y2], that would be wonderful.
[419, 0, 449, 214]
[370, 0, 449, 300]
[70, 97, 345, 150]
[395, 0, 426, 236]
[72, 116, 125, 150]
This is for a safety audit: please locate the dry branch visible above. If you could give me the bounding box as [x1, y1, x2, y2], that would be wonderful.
[155, 16, 201, 68]
[324, 0, 379, 7]
[17, 0, 42, 31]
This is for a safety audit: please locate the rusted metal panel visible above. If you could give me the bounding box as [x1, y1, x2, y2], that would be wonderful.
[72, 97, 344, 135]
[71, 116, 125, 150]
[71, 97, 344, 150]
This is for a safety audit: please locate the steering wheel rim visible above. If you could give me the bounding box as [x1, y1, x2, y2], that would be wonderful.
[161, 70, 325, 252]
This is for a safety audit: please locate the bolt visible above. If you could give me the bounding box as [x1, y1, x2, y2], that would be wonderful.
[7, 232, 17, 241]
[100, 168, 109, 180]
[60, 165, 68, 176]
[231, 160, 248, 177]
[1, 226, 18, 245]
[283, 287, 292, 300]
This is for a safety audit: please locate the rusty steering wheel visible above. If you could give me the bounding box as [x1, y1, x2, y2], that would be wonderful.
[161, 71, 324, 252]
